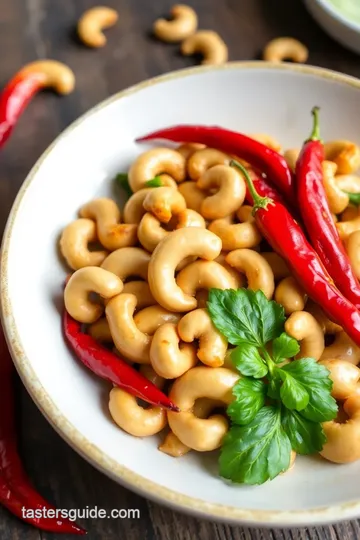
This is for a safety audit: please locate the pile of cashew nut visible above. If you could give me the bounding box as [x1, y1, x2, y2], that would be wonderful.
[61, 137, 360, 468]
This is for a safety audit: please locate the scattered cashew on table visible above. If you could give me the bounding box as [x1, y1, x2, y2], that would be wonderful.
[77, 6, 119, 48]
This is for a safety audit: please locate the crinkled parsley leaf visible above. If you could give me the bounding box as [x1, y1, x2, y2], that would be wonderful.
[231, 344, 268, 378]
[227, 378, 267, 425]
[272, 332, 300, 363]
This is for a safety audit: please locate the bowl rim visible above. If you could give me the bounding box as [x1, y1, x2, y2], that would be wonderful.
[2, 61, 360, 527]
[311, 0, 360, 33]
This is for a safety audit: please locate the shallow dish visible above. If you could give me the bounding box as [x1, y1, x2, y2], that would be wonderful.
[2, 62, 360, 527]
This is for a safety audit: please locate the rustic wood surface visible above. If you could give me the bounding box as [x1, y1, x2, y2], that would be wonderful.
[1, 0, 360, 538]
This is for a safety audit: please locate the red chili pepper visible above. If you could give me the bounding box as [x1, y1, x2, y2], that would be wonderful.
[296, 107, 360, 309]
[0, 325, 86, 534]
[136, 125, 294, 203]
[231, 160, 360, 347]
[63, 310, 179, 411]
[0, 60, 75, 148]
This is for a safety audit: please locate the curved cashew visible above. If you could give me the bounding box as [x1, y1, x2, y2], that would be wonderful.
[122, 280, 155, 309]
[139, 364, 165, 388]
[322, 161, 349, 214]
[306, 301, 342, 334]
[336, 174, 360, 193]
[319, 359, 360, 400]
[346, 231, 360, 279]
[275, 276, 307, 315]
[261, 252, 290, 281]
[150, 323, 197, 378]
[178, 308, 227, 367]
[148, 228, 221, 312]
[197, 165, 246, 220]
[143, 187, 186, 223]
[176, 209, 206, 228]
[134, 305, 181, 334]
[128, 148, 186, 192]
[101, 247, 150, 281]
[60, 218, 108, 270]
[285, 311, 324, 360]
[325, 141, 360, 175]
[187, 148, 229, 180]
[178, 181, 206, 212]
[105, 294, 151, 363]
[225, 249, 275, 299]
[181, 30, 228, 65]
[20, 60, 75, 94]
[77, 7, 118, 48]
[320, 331, 360, 365]
[208, 218, 262, 251]
[215, 253, 245, 288]
[248, 134, 282, 153]
[167, 367, 239, 451]
[236, 205, 254, 223]
[123, 188, 152, 224]
[336, 216, 360, 241]
[79, 198, 137, 251]
[153, 4, 198, 42]
[320, 394, 360, 463]
[176, 260, 238, 303]
[177, 143, 205, 159]
[88, 317, 113, 344]
[263, 37, 308, 63]
[64, 267, 123, 323]
[283, 148, 300, 171]
[341, 205, 359, 222]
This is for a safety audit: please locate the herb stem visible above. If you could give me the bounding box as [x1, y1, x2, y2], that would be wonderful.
[262, 348, 276, 376]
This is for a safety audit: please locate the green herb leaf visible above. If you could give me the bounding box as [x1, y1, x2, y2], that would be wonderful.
[115, 173, 132, 198]
[276, 368, 309, 411]
[231, 345, 268, 378]
[281, 408, 327, 454]
[280, 358, 338, 422]
[272, 333, 300, 363]
[227, 378, 267, 425]
[207, 288, 285, 347]
[219, 406, 291, 485]
[344, 191, 360, 206]
[145, 176, 163, 188]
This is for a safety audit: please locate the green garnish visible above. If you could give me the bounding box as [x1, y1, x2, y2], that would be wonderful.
[344, 191, 360, 206]
[207, 288, 337, 486]
[115, 173, 133, 198]
[145, 176, 163, 188]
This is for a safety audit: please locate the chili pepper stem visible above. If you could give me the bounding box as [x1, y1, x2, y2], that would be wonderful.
[306, 106, 321, 142]
[230, 160, 273, 211]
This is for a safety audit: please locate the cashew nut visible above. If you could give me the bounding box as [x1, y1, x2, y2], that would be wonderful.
[143, 187, 186, 223]
[178, 308, 227, 367]
[150, 323, 197, 379]
[167, 367, 239, 451]
[322, 161, 349, 214]
[320, 331, 360, 365]
[319, 359, 360, 400]
[285, 311, 324, 360]
[346, 231, 360, 279]
[77, 7, 118, 48]
[64, 267, 123, 323]
[176, 209, 206, 228]
[275, 276, 307, 315]
[325, 141, 360, 174]
[248, 134, 282, 153]
[181, 30, 228, 65]
[283, 148, 300, 171]
[196, 165, 246, 220]
[306, 300, 342, 334]
[177, 143, 205, 160]
[148, 228, 221, 312]
[260, 252, 290, 281]
[178, 181, 206, 212]
[79, 198, 137, 251]
[19, 60, 75, 95]
[187, 148, 230, 180]
[236, 205, 254, 223]
[60, 219, 108, 270]
[225, 249, 275, 299]
[128, 148, 186, 192]
[336, 174, 360, 193]
[336, 216, 360, 240]
[88, 317, 113, 344]
[263, 37, 308, 63]
[208, 218, 262, 251]
[153, 4, 198, 42]
[123, 188, 152, 224]
[122, 280, 156, 309]
[139, 364, 165, 388]
[101, 247, 150, 281]
[320, 394, 360, 463]
[341, 205, 359, 222]
[195, 289, 209, 309]
[215, 253, 245, 288]
[134, 305, 181, 334]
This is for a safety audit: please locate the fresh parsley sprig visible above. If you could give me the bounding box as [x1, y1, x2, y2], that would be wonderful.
[207, 288, 337, 486]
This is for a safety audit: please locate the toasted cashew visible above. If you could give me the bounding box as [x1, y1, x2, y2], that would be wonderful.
[178, 308, 227, 367]
[129, 149, 186, 192]
[341, 205, 359, 222]
[320, 331, 360, 365]
[346, 231, 360, 279]
[178, 181, 206, 212]
[150, 323, 197, 378]
[275, 276, 307, 315]
[226, 249, 275, 299]
[139, 364, 165, 388]
[181, 30, 228, 65]
[77, 7, 118, 48]
[167, 367, 239, 451]
[306, 301, 342, 334]
[325, 141, 360, 175]
[153, 4, 198, 42]
[101, 247, 150, 281]
[177, 143, 205, 159]
[261, 252, 290, 281]
[88, 317, 112, 344]
[176, 261, 238, 304]
[196, 165, 246, 220]
[60, 219, 108, 270]
[319, 359, 360, 400]
[187, 148, 230, 180]
[64, 267, 123, 323]
[336, 216, 360, 240]
[215, 253, 245, 288]
[106, 294, 151, 363]
[336, 174, 360, 193]
[123, 188, 152, 224]
[176, 209, 206, 228]
[236, 205, 254, 223]
[143, 187, 186, 223]
[79, 198, 137, 251]
[283, 148, 300, 171]
[134, 305, 181, 334]
[248, 134, 282, 153]
[148, 228, 221, 312]
[122, 281, 155, 309]
[19, 60, 75, 94]
[285, 311, 324, 360]
[209, 218, 262, 251]
[263, 37, 308, 63]
[322, 161, 349, 214]
[320, 394, 360, 463]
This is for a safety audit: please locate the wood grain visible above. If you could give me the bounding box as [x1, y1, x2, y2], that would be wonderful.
[1, 0, 360, 538]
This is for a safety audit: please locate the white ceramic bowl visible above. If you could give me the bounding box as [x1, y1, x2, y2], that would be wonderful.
[2, 62, 360, 528]
[305, 0, 360, 55]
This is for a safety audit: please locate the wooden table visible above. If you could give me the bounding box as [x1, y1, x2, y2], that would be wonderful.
[1, 0, 360, 538]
